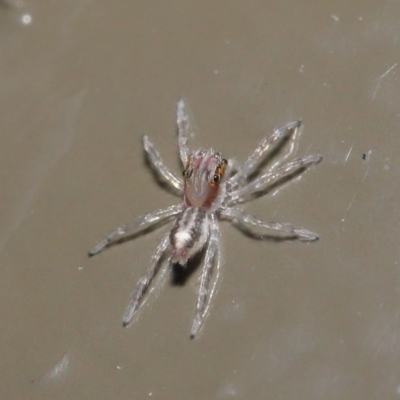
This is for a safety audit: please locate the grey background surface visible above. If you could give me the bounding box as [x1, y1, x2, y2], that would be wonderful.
[1, 1, 400, 399]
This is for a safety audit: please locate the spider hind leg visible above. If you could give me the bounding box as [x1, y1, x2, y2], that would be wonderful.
[190, 214, 220, 339]
[122, 233, 171, 327]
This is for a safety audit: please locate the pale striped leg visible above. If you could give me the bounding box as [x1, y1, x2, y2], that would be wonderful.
[226, 120, 302, 189]
[220, 207, 319, 242]
[143, 135, 183, 193]
[190, 214, 220, 338]
[88, 204, 183, 256]
[177, 98, 190, 166]
[122, 233, 170, 326]
[225, 154, 323, 205]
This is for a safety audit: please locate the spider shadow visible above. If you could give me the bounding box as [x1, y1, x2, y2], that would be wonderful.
[231, 221, 302, 243]
[170, 248, 205, 286]
[90, 216, 206, 285]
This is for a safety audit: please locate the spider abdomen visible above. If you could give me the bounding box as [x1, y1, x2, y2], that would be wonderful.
[169, 207, 209, 266]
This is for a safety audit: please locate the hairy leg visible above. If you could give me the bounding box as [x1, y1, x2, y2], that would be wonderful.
[122, 233, 170, 326]
[143, 135, 183, 193]
[227, 120, 302, 189]
[190, 214, 220, 338]
[177, 98, 190, 166]
[225, 154, 323, 205]
[89, 204, 183, 256]
[220, 207, 319, 242]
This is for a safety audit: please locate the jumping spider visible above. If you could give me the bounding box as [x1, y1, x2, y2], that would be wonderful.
[89, 100, 322, 338]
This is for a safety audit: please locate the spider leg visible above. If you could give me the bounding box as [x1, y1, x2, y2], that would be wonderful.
[177, 98, 191, 166]
[190, 214, 220, 338]
[225, 154, 323, 205]
[220, 207, 319, 242]
[122, 233, 170, 326]
[227, 119, 301, 189]
[143, 135, 184, 194]
[223, 158, 240, 183]
[88, 204, 183, 256]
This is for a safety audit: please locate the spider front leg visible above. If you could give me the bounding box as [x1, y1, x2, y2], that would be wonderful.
[143, 135, 184, 194]
[177, 98, 191, 166]
[122, 232, 170, 326]
[225, 154, 323, 205]
[227, 119, 302, 189]
[220, 207, 319, 242]
[88, 204, 183, 256]
[190, 214, 220, 339]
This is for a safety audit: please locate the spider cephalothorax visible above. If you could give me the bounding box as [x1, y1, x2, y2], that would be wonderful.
[183, 150, 227, 209]
[89, 99, 322, 338]
[169, 151, 228, 267]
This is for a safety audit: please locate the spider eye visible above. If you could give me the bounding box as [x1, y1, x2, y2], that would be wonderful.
[210, 159, 227, 186]
[209, 173, 220, 187]
[183, 168, 192, 179]
[183, 156, 192, 179]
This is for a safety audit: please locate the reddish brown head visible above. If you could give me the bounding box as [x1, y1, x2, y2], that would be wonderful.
[183, 149, 227, 210]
